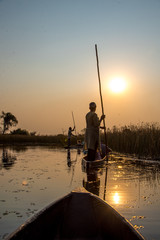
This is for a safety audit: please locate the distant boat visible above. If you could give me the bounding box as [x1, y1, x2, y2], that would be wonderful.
[6, 188, 145, 240]
[64, 140, 84, 149]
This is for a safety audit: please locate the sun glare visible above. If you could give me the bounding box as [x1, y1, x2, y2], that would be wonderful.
[113, 192, 120, 204]
[109, 77, 126, 93]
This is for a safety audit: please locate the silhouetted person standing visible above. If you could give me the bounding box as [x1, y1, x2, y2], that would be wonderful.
[85, 102, 105, 161]
[67, 126, 75, 147]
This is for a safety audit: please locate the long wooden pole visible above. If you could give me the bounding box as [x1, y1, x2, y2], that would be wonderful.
[95, 44, 108, 161]
[72, 111, 76, 135]
[95, 44, 108, 199]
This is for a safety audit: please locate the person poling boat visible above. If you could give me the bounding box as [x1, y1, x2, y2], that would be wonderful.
[67, 126, 75, 148]
[84, 101, 105, 161]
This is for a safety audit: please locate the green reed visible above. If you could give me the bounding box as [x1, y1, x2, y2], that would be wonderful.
[105, 122, 160, 159]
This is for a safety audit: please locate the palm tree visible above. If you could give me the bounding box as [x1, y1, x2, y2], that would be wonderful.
[0, 111, 18, 134]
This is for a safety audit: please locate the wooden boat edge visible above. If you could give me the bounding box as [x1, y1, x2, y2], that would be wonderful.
[6, 187, 145, 240]
[73, 188, 145, 240]
[5, 191, 73, 240]
[82, 155, 107, 164]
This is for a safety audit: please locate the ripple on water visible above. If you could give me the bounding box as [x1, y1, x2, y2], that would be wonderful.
[0, 148, 160, 240]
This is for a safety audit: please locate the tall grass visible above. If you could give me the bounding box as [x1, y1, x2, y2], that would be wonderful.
[105, 122, 160, 159]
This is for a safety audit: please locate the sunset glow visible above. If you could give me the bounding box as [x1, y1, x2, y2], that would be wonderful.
[109, 77, 126, 93]
[0, 1, 160, 135]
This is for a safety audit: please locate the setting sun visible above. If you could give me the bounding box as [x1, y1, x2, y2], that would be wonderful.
[108, 77, 126, 93]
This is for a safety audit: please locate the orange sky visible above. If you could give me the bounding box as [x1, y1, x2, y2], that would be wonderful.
[1, 1, 160, 135]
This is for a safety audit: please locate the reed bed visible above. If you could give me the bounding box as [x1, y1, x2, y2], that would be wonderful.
[105, 123, 160, 159]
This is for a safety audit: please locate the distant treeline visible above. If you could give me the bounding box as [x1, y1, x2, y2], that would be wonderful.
[0, 123, 160, 159]
[106, 122, 160, 159]
[0, 134, 83, 147]
[0, 134, 65, 146]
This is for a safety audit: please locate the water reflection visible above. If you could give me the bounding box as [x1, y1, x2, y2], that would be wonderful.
[67, 149, 71, 167]
[1, 148, 16, 170]
[83, 166, 101, 196]
[77, 148, 81, 155]
[67, 149, 81, 168]
[82, 162, 108, 198]
[110, 157, 160, 187]
[66, 149, 79, 186]
[67, 149, 78, 167]
[12, 145, 28, 152]
[113, 192, 120, 204]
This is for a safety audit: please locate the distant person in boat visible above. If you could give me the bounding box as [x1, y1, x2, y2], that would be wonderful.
[85, 102, 105, 161]
[67, 126, 75, 147]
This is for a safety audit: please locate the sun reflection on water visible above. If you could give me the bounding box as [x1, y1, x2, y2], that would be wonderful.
[118, 165, 122, 169]
[113, 192, 120, 204]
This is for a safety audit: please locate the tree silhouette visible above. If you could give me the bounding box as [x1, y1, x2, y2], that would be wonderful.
[11, 128, 29, 135]
[0, 111, 18, 134]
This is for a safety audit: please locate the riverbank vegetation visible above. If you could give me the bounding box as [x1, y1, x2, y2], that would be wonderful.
[0, 134, 68, 146]
[0, 122, 160, 159]
[106, 122, 160, 160]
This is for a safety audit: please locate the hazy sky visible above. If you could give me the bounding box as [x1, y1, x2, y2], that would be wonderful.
[0, 0, 160, 135]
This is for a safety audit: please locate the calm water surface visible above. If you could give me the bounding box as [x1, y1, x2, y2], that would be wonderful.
[0, 146, 160, 240]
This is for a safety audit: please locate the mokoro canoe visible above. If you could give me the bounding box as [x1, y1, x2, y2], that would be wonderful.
[6, 188, 145, 240]
[82, 155, 107, 168]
